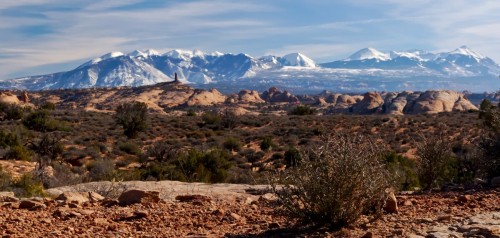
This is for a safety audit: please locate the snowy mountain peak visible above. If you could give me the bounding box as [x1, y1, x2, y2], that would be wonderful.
[164, 49, 206, 60]
[281, 53, 316, 67]
[346, 48, 390, 61]
[449, 45, 484, 60]
[144, 49, 160, 56]
[78, 51, 125, 68]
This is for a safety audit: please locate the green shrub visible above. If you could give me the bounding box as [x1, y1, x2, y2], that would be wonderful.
[22, 110, 69, 132]
[6, 145, 32, 161]
[223, 137, 242, 152]
[173, 148, 232, 183]
[12, 173, 45, 197]
[114, 102, 149, 138]
[201, 111, 221, 126]
[289, 105, 315, 115]
[477, 99, 500, 179]
[272, 133, 392, 229]
[284, 146, 301, 167]
[384, 152, 419, 190]
[186, 109, 197, 117]
[88, 158, 117, 181]
[0, 131, 20, 148]
[260, 136, 275, 151]
[40, 102, 56, 110]
[0, 165, 12, 191]
[118, 141, 142, 155]
[416, 136, 456, 190]
[0, 103, 24, 120]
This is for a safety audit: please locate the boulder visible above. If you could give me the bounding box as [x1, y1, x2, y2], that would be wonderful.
[384, 192, 398, 214]
[19, 200, 46, 210]
[55, 192, 104, 204]
[352, 92, 384, 114]
[118, 190, 160, 206]
[261, 87, 300, 104]
[409, 90, 477, 114]
[0, 191, 18, 202]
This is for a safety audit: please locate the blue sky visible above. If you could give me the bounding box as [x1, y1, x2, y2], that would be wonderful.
[2, 0, 500, 80]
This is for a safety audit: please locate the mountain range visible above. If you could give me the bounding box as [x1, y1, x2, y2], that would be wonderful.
[2, 46, 500, 93]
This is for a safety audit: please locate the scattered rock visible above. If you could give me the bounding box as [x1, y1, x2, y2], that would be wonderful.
[118, 190, 160, 206]
[258, 193, 277, 202]
[175, 195, 211, 203]
[55, 192, 104, 204]
[384, 192, 398, 214]
[458, 195, 473, 203]
[19, 200, 46, 210]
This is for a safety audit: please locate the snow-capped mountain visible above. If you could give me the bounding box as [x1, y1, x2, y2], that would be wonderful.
[2, 46, 500, 93]
[280, 53, 316, 67]
[344, 48, 391, 61]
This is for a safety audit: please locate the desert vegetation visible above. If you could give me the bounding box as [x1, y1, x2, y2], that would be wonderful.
[0, 98, 499, 233]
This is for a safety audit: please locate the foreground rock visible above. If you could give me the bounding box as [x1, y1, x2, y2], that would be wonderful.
[118, 189, 160, 206]
[1, 181, 499, 237]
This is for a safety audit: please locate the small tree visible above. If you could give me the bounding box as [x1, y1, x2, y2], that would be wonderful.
[114, 102, 149, 138]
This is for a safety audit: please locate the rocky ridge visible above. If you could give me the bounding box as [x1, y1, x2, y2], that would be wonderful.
[1, 83, 478, 115]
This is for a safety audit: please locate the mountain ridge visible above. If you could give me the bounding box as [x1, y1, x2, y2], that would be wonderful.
[2, 46, 500, 93]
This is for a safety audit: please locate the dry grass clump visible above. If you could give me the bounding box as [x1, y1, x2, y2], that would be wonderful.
[272, 133, 392, 229]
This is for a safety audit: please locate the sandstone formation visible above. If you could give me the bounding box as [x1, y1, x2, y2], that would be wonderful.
[352, 92, 385, 114]
[227, 90, 265, 104]
[407, 90, 478, 114]
[5, 80, 479, 115]
[0, 92, 20, 105]
[184, 88, 226, 107]
[260, 87, 300, 103]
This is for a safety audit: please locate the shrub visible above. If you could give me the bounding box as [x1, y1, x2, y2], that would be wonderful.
[477, 99, 500, 179]
[173, 148, 232, 183]
[201, 111, 221, 126]
[118, 141, 142, 155]
[284, 146, 301, 167]
[22, 110, 69, 132]
[40, 102, 56, 110]
[260, 137, 275, 151]
[0, 103, 24, 120]
[289, 105, 315, 115]
[12, 173, 45, 197]
[186, 109, 196, 117]
[416, 136, 456, 190]
[0, 130, 20, 148]
[0, 165, 12, 191]
[272, 133, 392, 229]
[223, 137, 242, 152]
[114, 102, 149, 138]
[88, 158, 117, 181]
[146, 141, 177, 163]
[6, 145, 32, 161]
[384, 152, 419, 190]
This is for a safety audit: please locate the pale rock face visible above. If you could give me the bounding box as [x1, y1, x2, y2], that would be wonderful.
[0, 92, 20, 105]
[236, 90, 265, 103]
[185, 88, 226, 106]
[352, 92, 384, 114]
[410, 90, 478, 114]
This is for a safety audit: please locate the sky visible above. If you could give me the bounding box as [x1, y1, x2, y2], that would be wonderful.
[2, 0, 500, 80]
